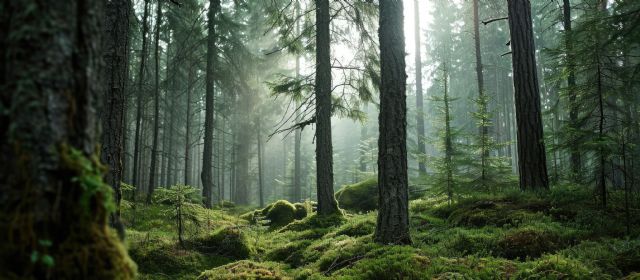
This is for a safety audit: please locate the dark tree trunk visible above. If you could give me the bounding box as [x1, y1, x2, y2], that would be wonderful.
[133, 0, 150, 198]
[202, 0, 219, 208]
[184, 65, 193, 186]
[375, 0, 411, 245]
[563, 0, 581, 179]
[147, 0, 162, 204]
[315, 0, 340, 215]
[101, 0, 131, 239]
[414, 0, 427, 175]
[0, 1, 136, 277]
[507, 0, 549, 190]
[473, 0, 489, 180]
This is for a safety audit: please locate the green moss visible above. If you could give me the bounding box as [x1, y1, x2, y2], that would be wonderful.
[266, 240, 312, 267]
[197, 260, 290, 280]
[279, 213, 345, 233]
[517, 255, 601, 279]
[293, 202, 310, 220]
[333, 246, 431, 279]
[265, 200, 297, 228]
[329, 214, 375, 238]
[335, 178, 378, 212]
[196, 226, 253, 259]
[497, 228, 565, 260]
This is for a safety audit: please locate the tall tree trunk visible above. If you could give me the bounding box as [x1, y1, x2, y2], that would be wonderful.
[0, 0, 136, 277]
[507, 0, 549, 190]
[375, 0, 411, 245]
[293, 1, 303, 203]
[147, 0, 162, 204]
[414, 0, 427, 175]
[315, 0, 340, 215]
[473, 0, 489, 181]
[257, 119, 265, 208]
[133, 0, 150, 198]
[562, 0, 581, 179]
[184, 65, 193, 186]
[443, 63, 453, 205]
[101, 0, 131, 238]
[202, 0, 219, 208]
[359, 103, 369, 173]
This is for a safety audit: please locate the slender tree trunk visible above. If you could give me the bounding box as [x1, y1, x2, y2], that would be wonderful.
[202, 0, 219, 208]
[184, 66, 193, 186]
[257, 119, 265, 207]
[315, 0, 340, 215]
[414, 0, 427, 175]
[562, 0, 581, 179]
[473, 0, 489, 181]
[0, 1, 136, 277]
[102, 0, 131, 239]
[375, 0, 411, 245]
[133, 0, 150, 199]
[293, 1, 303, 203]
[147, 1, 162, 204]
[443, 63, 453, 204]
[507, 0, 549, 190]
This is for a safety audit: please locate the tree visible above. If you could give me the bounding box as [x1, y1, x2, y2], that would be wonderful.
[202, 0, 220, 208]
[507, 0, 549, 190]
[0, 1, 136, 277]
[375, 0, 411, 245]
[562, 0, 582, 179]
[414, 0, 427, 175]
[315, 0, 340, 216]
[148, 0, 163, 204]
[132, 0, 151, 197]
[101, 0, 131, 238]
[472, 0, 490, 181]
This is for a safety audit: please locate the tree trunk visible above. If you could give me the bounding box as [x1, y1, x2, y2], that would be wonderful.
[133, 0, 150, 198]
[375, 0, 411, 245]
[315, 0, 340, 215]
[293, 1, 303, 203]
[562, 0, 581, 179]
[473, 0, 489, 180]
[101, 0, 131, 238]
[202, 0, 219, 208]
[507, 0, 549, 190]
[147, 0, 162, 204]
[414, 0, 427, 175]
[257, 119, 265, 208]
[184, 65, 193, 186]
[0, 0, 136, 277]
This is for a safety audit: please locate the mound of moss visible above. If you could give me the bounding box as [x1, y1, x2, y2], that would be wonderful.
[336, 178, 378, 212]
[196, 226, 253, 259]
[497, 228, 564, 260]
[333, 246, 431, 279]
[240, 200, 309, 229]
[279, 213, 345, 233]
[517, 255, 600, 279]
[197, 260, 290, 280]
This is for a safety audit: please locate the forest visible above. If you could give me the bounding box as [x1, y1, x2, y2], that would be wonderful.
[1, 0, 640, 279]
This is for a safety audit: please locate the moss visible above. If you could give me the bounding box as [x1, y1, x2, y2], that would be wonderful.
[335, 178, 378, 212]
[293, 202, 310, 220]
[333, 246, 431, 279]
[316, 236, 376, 274]
[265, 200, 298, 228]
[197, 260, 290, 280]
[266, 240, 312, 267]
[624, 273, 640, 280]
[497, 229, 565, 260]
[196, 226, 253, 259]
[442, 228, 501, 256]
[329, 215, 375, 238]
[279, 213, 345, 233]
[517, 255, 601, 279]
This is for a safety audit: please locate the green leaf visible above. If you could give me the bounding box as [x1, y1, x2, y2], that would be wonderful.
[41, 255, 55, 268]
[30, 251, 39, 263]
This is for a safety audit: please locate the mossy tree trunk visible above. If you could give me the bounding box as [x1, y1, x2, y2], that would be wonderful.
[101, 0, 131, 238]
[375, 0, 411, 245]
[314, 0, 340, 216]
[507, 0, 549, 191]
[0, 1, 136, 278]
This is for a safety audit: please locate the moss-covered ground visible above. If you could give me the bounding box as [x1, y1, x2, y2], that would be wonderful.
[124, 185, 640, 279]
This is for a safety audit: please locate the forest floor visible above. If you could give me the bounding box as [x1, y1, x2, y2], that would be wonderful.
[123, 185, 640, 279]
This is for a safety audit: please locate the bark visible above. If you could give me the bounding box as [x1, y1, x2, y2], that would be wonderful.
[202, 0, 219, 208]
[375, 0, 411, 245]
[147, 0, 162, 204]
[563, 0, 581, 179]
[315, 0, 340, 215]
[101, 0, 131, 238]
[507, 0, 549, 190]
[414, 0, 427, 175]
[133, 0, 151, 198]
[0, 0, 136, 277]
[184, 65, 194, 186]
[473, 0, 489, 180]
